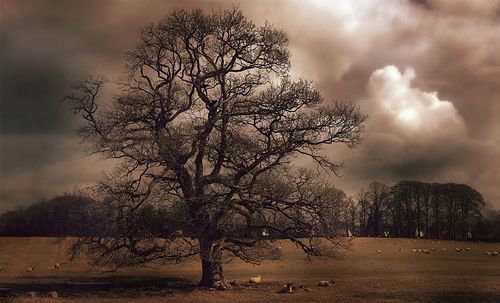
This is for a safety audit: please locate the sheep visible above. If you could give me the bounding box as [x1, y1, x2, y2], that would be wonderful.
[53, 262, 66, 269]
[417, 249, 422, 252]
[48, 291, 58, 298]
[455, 248, 463, 252]
[249, 275, 262, 284]
[26, 267, 34, 273]
[318, 280, 331, 287]
[431, 248, 437, 252]
[492, 251, 498, 256]
[466, 248, 471, 251]
[485, 251, 491, 256]
[376, 249, 382, 254]
[442, 248, 447, 251]
[412, 249, 417, 252]
[278, 283, 294, 294]
[27, 291, 37, 298]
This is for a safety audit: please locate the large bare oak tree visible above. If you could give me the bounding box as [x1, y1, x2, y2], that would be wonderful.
[65, 8, 365, 288]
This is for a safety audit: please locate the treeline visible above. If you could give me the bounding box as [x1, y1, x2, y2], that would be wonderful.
[342, 181, 499, 241]
[1, 181, 499, 241]
[0, 193, 181, 237]
[0, 194, 95, 236]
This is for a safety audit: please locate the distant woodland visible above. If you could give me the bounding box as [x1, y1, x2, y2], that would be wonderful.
[1, 181, 498, 241]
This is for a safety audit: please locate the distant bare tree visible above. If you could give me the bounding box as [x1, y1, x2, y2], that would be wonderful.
[65, 8, 365, 288]
[362, 182, 391, 236]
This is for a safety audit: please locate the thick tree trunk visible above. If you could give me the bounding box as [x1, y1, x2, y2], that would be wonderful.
[198, 238, 226, 289]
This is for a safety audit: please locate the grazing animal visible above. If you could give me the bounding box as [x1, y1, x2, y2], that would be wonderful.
[466, 248, 471, 251]
[412, 249, 417, 252]
[417, 249, 422, 252]
[485, 251, 491, 256]
[376, 249, 382, 254]
[27, 291, 37, 298]
[492, 251, 498, 256]
[49, 291, 58, 298]
[278, 283, 294, 294]
[26, 267, 34, 273]
[249, 275, 262, 284]
[455, 248, 463, 252]
[442, 248, 447, 251]
[318, 280, 331, 287]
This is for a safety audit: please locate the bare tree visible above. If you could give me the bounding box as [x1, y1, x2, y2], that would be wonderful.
[65, 8, 365, 288]
[364, 182, 391, 236]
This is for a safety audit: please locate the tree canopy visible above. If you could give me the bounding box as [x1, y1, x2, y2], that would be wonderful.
[65, 8, 365, 288]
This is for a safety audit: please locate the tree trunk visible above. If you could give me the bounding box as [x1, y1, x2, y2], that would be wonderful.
[198, 238, 226, 288]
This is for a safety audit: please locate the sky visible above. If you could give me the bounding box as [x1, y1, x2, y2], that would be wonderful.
[1, 0, 500, 212]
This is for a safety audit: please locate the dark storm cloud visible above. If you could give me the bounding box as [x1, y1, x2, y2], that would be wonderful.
[1, 0, 500, 211]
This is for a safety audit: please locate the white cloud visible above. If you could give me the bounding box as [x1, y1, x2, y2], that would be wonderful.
[366, 65, 466, 140]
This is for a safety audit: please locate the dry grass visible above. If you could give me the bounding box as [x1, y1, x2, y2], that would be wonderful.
[1, 237, 499, 302]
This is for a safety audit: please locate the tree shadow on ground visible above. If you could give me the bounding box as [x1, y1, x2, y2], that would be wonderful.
[0, 275, 195, 298]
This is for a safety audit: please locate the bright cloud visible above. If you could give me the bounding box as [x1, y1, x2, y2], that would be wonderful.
[367, 65, 466, 139]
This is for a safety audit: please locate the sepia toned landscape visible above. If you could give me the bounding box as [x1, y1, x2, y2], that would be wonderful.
[1, 237, 499, 302]
[1, 0, 500, 302]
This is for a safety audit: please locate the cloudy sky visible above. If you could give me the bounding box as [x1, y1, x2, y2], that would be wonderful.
[1, 0, 500, 212]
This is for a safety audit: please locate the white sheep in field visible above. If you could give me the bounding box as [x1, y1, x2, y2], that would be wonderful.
[27, 291, 37, 298]
[466, 248, 470, 251]
[442, 248, 447, 251]
[412, 249, 417, 252]
[49, 291, 58, 298]
[455, 248, 463, 252]
[492, 251, 498, 256]
[249, 275, 262, 284]
[376, 249, 382, 254]
[26, 267, 34, 273]
[318, 280, 331, 287]
[485, 251, 491, 256]
[278, 283, 294, 294]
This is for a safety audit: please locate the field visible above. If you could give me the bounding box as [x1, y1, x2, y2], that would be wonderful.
[1, 237, 499, 302]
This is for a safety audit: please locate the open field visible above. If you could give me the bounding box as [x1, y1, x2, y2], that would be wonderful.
[1, 237, 499, 302]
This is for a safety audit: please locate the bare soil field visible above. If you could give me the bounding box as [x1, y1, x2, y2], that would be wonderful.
[1, 237, 499, 302]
